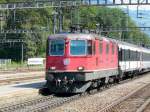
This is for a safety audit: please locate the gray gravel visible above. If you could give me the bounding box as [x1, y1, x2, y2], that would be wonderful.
[50, 74, 150, 112]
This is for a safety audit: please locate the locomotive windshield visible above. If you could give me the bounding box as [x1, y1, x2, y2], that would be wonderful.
[70, 40, 86, 55]
[49, 40, 65, 56]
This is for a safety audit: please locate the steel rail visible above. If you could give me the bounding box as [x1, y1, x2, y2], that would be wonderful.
[0, 95, 54, 112]
[98, 83, 150, 112]
[136, 98, 150, 112]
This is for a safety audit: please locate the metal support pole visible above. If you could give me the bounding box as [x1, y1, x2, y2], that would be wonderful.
[0, 12, 2, 32]
[47, 17, 50, 32]
[21, 42, 24, 64]
[59, 9, 63, 33]
[126, 6, 129, 31]
[137, 5, 139, 18]
[52, 11, 57, 34]
[13, 9, 16, 30]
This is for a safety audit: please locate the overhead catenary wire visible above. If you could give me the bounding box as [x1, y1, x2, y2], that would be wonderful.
[0, 0, 150, 10]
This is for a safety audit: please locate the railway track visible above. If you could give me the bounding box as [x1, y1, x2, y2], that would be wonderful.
[98, 83, 150, 112]
[0, 71, 44, 85]
[0, 69, 44, 75]
[0, 74, 149, 112]
[0, 93, 80, 112]
[136, 98, 150, 112]
[143, 103, 150, 112]
[0, 95, 54, 112]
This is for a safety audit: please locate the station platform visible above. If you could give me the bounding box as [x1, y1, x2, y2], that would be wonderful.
[0, 80, 46, 99]
[0, 71, 44, 79]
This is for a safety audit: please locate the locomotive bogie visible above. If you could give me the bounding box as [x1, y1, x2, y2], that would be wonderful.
[46, 79, 92, 93]
[45, 71, 119, 93]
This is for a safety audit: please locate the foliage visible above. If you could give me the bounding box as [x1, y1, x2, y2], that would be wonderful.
[78, 6, 150, 46]
[0, 1, 150, 61]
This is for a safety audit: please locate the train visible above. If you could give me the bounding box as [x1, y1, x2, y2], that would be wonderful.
[45, 33, 150, 93]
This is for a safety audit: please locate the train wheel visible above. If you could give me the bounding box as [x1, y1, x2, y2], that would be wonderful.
[39, 87, 51, 96]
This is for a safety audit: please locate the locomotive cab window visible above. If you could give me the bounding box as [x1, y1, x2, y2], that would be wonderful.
[49, 40, 65, 56]
[106, 43, 109, 54]
[112, 44, 115, 55]
[70, 40, 86, 56]
[93, 41, 96, 55]
[87, 40, 92, 55]
[99, 41, 103, 54]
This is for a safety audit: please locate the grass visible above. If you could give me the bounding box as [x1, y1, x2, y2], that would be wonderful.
[0, 61, 45, 71]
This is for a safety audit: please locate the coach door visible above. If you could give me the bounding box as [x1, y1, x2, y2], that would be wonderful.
[119, 47, 125, 71]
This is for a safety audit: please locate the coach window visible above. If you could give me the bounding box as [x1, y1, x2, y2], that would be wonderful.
[122, 49, 125, 61]
[136, 52, 138, 60]
[130, 50, 133, 61]
[134, 51, 136, 60]
[119, 48, 122, 61]
[138, 52, 140, 61]
[99, 42, 103, 54]
[106, 43, 109, 54]
[128, 49, 130, 60]
[124, 50, 127, 60]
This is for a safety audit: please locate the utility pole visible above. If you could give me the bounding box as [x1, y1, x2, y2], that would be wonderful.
[137, 5, 143, 18]
[52, 10, 58, 34]
[21, 42, 24, 64]
[13, 9, 16, 30]
[0, 12, 2, 32]
[59, 8, 63, 33]
[47, 16, 50, 32]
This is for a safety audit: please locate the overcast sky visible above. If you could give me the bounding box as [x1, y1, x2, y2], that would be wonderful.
[120, 5, 150, 10]
[90, 0, 150, 10]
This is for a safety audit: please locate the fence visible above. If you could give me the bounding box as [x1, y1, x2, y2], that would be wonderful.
[0, 59, 45, 72]
[0, 59, 11, 70]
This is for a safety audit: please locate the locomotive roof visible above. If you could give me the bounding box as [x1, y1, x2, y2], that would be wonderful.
[48, 33, 99, 40]
[48, 33, 150, 53]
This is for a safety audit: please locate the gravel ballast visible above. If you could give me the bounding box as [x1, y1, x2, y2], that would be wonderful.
[50, 74, 150, 112]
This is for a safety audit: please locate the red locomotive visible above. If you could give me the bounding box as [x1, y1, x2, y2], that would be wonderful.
[45, 33, 150, 93]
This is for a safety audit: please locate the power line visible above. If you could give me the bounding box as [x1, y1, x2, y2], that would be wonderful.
[102, 27, 150, 32]
[71, 26, 150, 33]
[0, 26, 149, 34]
[0, 29, 49, 34]
[0, 0, 150, 10]
[0, 39, 24, 43]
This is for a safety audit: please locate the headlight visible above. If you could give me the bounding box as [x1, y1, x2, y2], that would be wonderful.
[49, 66, 56, 71]
[77, 66, 84, 71]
